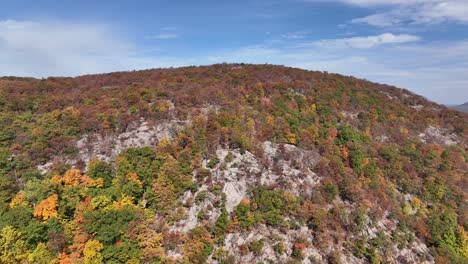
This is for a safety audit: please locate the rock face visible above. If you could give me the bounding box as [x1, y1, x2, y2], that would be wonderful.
[161, 139, 433, 263]
[171, 186, 221, 233]
[419, 125, 458, 146]
[37, 119, 186, 174]
[35, 116, 438, 263]
[76, 120, 185, 165]
[206, 142, 320, 213]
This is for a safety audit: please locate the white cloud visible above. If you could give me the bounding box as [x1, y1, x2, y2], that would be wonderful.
[312, 33, 421, 48]
[0, 20, 190, 77]
[340, 0, 437, 6]
[351, 13, 403, 27]
[344, 0, 468, 26]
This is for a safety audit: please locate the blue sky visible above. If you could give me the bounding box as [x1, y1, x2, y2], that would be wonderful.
[1, 0, 467, 104]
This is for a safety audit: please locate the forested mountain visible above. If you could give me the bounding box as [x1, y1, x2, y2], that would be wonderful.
[0, 64, 466, 264]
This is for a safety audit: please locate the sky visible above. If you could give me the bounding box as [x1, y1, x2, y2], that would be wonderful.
[0, 0, 467, 104]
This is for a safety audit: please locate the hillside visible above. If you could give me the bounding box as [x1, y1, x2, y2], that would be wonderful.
[0, 64, 466, 264]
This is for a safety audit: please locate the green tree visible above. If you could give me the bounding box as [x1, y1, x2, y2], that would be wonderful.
[84, 207, 136, 244]
[214, 206, 229, 240]
[87, 159, 114, 187]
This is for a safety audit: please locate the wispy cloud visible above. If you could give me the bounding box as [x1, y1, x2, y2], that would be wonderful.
[340, 0, 435, 6]
[342, 0, 468, 26]
[146, 33, 178, 40]
[160, 26, 177, 31]
[0, 20, 189, 77]
[281, 32, 306, 39]
[311, 33, 421, 48]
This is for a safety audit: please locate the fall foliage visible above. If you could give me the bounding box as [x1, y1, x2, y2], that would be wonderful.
[0, 64, 466, 263]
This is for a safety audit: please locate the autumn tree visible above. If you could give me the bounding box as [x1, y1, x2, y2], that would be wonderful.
[33, 194, 59, 221]
[83, 240, 104, 264]
[0, 226, 28, 263]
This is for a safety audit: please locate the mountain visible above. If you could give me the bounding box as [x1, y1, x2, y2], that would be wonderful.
[450, 102, 468, 113]
[0, 64, 466, 263]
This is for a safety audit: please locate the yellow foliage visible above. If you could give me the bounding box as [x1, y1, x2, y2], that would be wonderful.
[126, 173, 143, 188]
[50, 175, 63, 185]
[33, 194, 59, 221]
[341, 146, 349, 161]
[108, 194, 135, 209]
[102, 119, 112, 130]
[457, 226, 468, 257]
[0, 226, 29, 263]
[247, 118, 256, 134]
[156, 100, 173, 112]
[126, 259, 141, 264]
[399, 127, 409, 135]
[310, 104, 317, 112]
[9, 192, 27, 208]
[63, 169, 82, 186]
[87, 177, 104, 188]
[266, 115, 274, 126]
[51, 169, 98, 188]
[83, 240, 104, 264]
[63, 106, 80, 120]
[28, 242, 57, 264]
[156, 137, 171, 153]
[364, 126, 372, 137]
[411, 196, 423, 210]
[90, 195, 112, 209]
[402, 202, 412, 216]
[239, 198, 250, 207]
[286, 132, 297, 145]
[136, 226, 165, 261]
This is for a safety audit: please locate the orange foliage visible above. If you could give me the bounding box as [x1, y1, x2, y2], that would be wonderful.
[33, 194, 59, 221]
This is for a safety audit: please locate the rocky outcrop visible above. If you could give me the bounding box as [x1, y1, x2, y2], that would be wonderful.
[419, 125, 458, 146]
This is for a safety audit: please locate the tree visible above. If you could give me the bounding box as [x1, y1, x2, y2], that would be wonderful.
[83, 240, 104, 264]
[0, 226, 28, 263]
[151, 175, 176, 213]
[84, 207, 135, 244]
[28, 243, 55, 264]
[183, 226, 214, 264]
[128, 218, 165, 262]
[0, 173, 16, 204]
[33, 194, 59, 221]
[87, 159, 114, 187]
[214, 206, 229, 240]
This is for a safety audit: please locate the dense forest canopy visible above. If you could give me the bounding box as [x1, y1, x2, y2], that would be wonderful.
[0, 64, 466, 263]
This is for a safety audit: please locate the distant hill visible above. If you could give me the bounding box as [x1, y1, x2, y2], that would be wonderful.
[450, 102, 468, 113]
[0, 64, 466, 263]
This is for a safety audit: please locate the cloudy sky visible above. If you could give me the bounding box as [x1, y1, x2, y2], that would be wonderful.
[1, 0, 467, 104]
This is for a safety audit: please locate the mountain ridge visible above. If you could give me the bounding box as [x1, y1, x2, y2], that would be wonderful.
[0, 63, 466, 263]
[449, 102, 468, 113]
